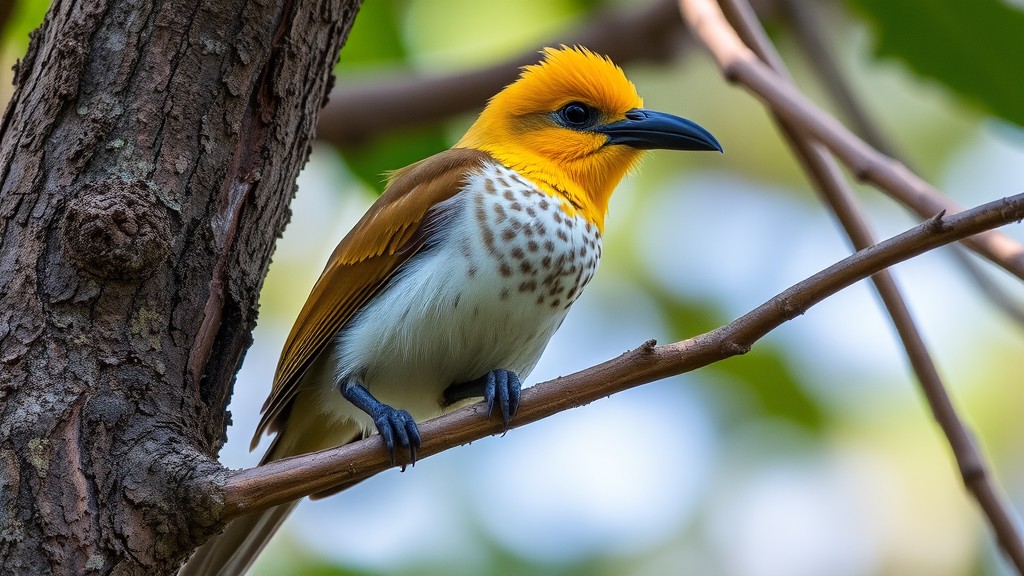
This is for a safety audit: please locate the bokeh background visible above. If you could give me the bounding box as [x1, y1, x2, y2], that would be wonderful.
[3, 1, 1023, 575]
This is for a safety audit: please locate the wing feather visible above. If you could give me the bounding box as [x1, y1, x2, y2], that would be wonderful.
[250, 148, 494, 450]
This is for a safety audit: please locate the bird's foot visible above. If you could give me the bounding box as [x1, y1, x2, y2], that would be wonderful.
[341, 379, 420, 468]
[370, 404, 420, 467]
[443, 369, 521, 431]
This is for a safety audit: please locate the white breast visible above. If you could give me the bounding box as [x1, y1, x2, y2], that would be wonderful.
[307, 161, 603, 434]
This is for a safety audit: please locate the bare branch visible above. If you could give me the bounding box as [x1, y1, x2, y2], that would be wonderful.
[780, 0, 1024, 327]
[717, 0, 1024, 571]
[779, 0, 898, 157]
[222, 192, 1024, 519]
[318, 0, 685, 148]
[679, 0, 1024, 281]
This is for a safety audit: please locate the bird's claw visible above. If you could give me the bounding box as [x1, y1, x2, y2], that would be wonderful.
[482, 369, 521, 432]
[372, 406, 421, 468]
[441, 369, 521, 432]
[341, 380, 421, 469]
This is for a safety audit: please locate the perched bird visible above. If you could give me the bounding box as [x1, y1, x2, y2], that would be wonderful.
[182, 45, 720, 575]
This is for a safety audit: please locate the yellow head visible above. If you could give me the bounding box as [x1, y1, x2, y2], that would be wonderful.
[457, 46, 721, 230]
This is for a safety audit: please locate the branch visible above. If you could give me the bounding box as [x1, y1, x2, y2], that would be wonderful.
[717, 0, 1024, 571]
[778, 0, 898, 157]
[678, 0, 1024, 282]
[222, 192, 1024, 519]
[779, 0, 1024, 327]
[317, 0, 684, 148]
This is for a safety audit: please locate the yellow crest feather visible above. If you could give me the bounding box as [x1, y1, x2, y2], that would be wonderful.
[494, 45, 643, 117]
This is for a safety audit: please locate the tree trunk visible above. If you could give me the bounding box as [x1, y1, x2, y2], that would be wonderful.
[0, 0, 361, 573]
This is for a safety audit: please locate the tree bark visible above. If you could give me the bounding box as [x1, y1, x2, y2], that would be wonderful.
[0, 0, 361, 573]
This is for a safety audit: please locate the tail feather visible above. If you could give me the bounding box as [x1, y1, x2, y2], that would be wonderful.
[181, 501, 298, 576]
[180, 418, 359, 576]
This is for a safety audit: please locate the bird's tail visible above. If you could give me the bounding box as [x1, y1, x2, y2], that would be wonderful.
[181, 498, 299, 576]
[179, 417, 359, 576]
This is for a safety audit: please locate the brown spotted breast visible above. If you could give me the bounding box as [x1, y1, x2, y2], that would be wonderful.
[465, 160, 602, 313]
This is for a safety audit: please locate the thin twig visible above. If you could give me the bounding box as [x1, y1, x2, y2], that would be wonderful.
[780, 0, 1024, 327]
[717, 0, 1024, 571]
[318, 0, 684, 148]
[221, 192, 1024, 518]
[678, 0, 1024, 281]
[779, 0, 898, 157]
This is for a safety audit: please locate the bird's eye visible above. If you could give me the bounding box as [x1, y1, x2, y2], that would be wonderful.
[559, 102, 593, 127]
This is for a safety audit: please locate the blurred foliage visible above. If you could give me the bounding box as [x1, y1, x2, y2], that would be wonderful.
[335, 0, 407, 69]
[850, 0, 1024, 128]
[333, 1, 450, 190]
[1, 0, 46, 52]
[0, 0, 46, 104]
[261, 531, 630, 576]
[342, 125, 450, 193]
[641, 276, 825, 431]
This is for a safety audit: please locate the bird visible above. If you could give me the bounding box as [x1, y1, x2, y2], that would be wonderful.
[181, 45, 721, 575]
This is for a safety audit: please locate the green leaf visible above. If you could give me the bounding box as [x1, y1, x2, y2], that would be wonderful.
[850, 0, 1024, 127]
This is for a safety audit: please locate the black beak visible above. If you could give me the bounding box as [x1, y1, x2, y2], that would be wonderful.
[595, 108, 723, 152]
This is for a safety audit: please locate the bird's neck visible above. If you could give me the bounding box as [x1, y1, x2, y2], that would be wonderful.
[464, 148, 632, 233]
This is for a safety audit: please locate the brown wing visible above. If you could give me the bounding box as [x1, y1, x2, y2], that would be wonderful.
[250, 148, 494, 450]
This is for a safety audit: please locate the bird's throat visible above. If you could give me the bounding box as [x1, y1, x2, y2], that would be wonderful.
[489, 158, 617, 233]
